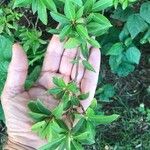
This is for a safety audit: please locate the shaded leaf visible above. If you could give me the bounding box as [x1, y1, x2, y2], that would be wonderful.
[64, 38, 81, 49]
[126, 47, 141, 64]
[107, 42, 124, 56]
[82, 60, 96, 72]
[50, 12, 70, 24]
[140, 2, 150, 24]
[92, 0, 113, 12]
[127, 14, 148, 39]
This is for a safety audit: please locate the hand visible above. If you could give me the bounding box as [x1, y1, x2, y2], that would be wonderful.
[1, 35, 101, 149]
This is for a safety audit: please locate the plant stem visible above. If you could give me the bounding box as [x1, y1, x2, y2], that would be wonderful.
[74, 48, 80, 82]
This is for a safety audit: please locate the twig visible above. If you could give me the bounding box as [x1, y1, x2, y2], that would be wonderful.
[35, 16, 38, 29]
[74, 48, 80, 82]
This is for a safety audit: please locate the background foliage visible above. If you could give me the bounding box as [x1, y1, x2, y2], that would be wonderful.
[0, 0, 150, 149]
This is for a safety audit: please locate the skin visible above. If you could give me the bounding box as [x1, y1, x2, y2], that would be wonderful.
[1, 35, 101, 149]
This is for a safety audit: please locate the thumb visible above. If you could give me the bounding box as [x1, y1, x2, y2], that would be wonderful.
[2, 43, 28, 98]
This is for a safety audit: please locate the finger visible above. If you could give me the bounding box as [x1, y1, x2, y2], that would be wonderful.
[2, 43, 28, 97]
[71, 45, 91, 84]
[71, 61, 84, 84]
[80, 48, 101, 110]
[59, 48, 77, 76]
[42, 35, 64, 72]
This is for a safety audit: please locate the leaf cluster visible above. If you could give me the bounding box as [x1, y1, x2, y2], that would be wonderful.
[0, 7, 22, 35]
[28, 77, 119, 150]
[98, 1, 150, 77]
[107, 42, 141, 76]
[96, 84, 115, 102]
[49, 0, 112, 49]
[16, 27, 46, 65]
[13, 0, 57, 25]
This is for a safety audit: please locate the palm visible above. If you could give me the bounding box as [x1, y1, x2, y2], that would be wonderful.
[1, 35, 100, 149]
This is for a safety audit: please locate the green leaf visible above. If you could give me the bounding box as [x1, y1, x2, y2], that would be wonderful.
[107, 42, 124, 56]
[31, 120, 47, 132]
[60, 25, 71, 41]
[82, 60, 96, 72]
[13, 0, 31, 8]
[96, 84, 115, 102]
[89, 98, 97, 110]
[67, 81, 79, 93]
[48, 28, 61, 34]
[87, 38, 100, 48]
[57, 140, 66, 150]
[93, 13, 112, 28]
[81, 42, 89, 59]
[52, 102, 64, 118]
[28, 111, 47, 122]
[48, 87, 63, 95]
[126, 47, 141, 64]
[0, 104, 5, 122]
[39, 136, 65, 150]
[32, 121, 59, 140]
[140, 2, 150, 24]
[56, 119, 69, 131]
[32, 0, 38, 14]
[71, 140, 84, 150]
[92, 0, 113, 12]
[28, 101, 41, 113]
[36, 100, 51, 115]
[74, 131, 90, 141]
[122, 0, 128, 10]
[84, 121, 96, 144]
[43, 0, 57, 11]
[109, 55, 135, 77]
[28, 100, 51, 115]
[78, 93, 89, 100]
[113, 0, 119, 9]
[140, 29, 150, 44]
[127, 14, 148, 39]
[50, 12, 70, 24]
[25, 66, 41, 90]
[71, 96, 80, 106]
[64, 0, 76, 20]
[89, 114, 119, 125]
[87, 22, 110, 36]
[64, 38, 81, 49]
[76, 7, 84, 19]
[72, 118, 85, 133]
[0, 35, 12, 94]
[83, 0, 95, 13]
[119, 24, 129, 41]
[76, 24, 89, 39]
[70, 0, 83, 7]
[37, 0, 47, 25]
[86, 107, 95, 116]
[53, 77, 66, 88]
[111, 7, 134, 22]
[118, 63, 135, 77]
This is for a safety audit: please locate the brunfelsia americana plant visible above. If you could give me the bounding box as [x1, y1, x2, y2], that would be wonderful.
[25, 1, 119, 149]
[28, 77, 119, 150]
[13, 0, 113, 71]
[0, 0, 149, 149]
[48, 0, 113, 71]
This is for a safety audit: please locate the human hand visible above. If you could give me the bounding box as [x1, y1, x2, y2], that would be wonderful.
[1, 35, 101, 149]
